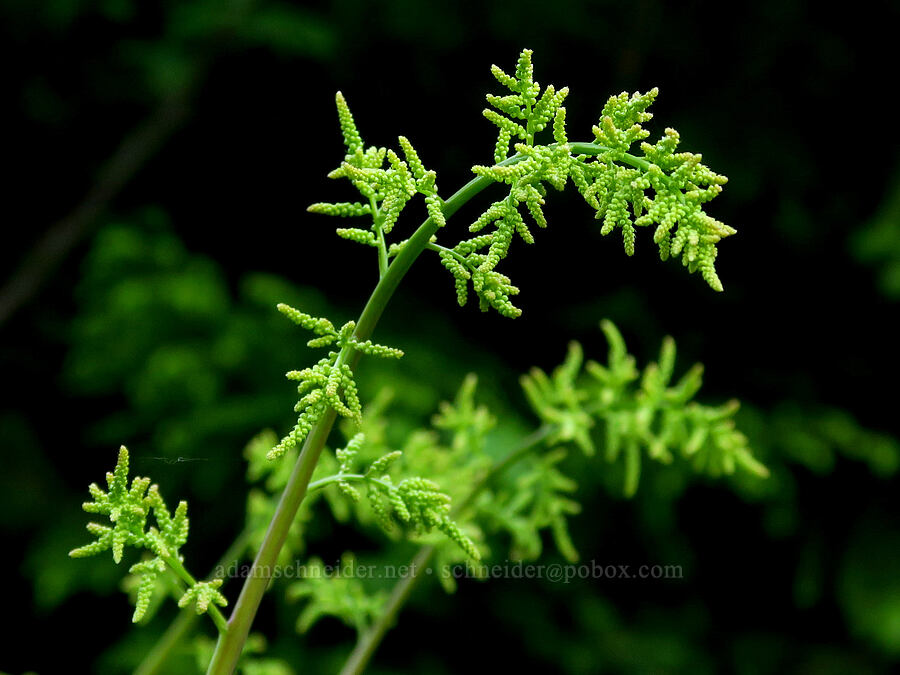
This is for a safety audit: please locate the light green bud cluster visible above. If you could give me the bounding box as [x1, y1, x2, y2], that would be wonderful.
[269, 304, 403, 460]
[309, 434, 481, 561]
[307, 94, 446, 264]
[439, 49, 736, 317]
[69, 446, 222, 624]
[178, 579, 227, 615]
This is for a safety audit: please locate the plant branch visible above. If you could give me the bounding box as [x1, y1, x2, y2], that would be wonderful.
[135, 528, 250, 675]
[339, 546, 437, 675]
[369, 196, 389, 278]
[424, 241, 478, 274]
[307, 473, 393, 494]
[339, 424, 555, 675]
[206, 142, 609, 675]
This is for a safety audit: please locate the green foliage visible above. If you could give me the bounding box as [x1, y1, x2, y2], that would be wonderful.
[59, 43, 898, 675]
[62, 214, 319, 480]
[311, 49, 735, 320]
[761, 404, 900, 478]
[69, 446, 224, 625]
[478, 447, 582, 563]
[522, 320, 767, 497]
[69, 446, 162, 565]
[179, 579, 228, 615]
[280, 323, 768, 633]
[9, 0, 891, 668]
[287, 554, 387, 635]
[852, 168, 900, 299]
[838, 517, 900, 656]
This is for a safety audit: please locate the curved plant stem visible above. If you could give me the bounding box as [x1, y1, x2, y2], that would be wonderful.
[206, 143, 609, 675]
[339, 425, 554, 675]
[339, 546, 437, 675]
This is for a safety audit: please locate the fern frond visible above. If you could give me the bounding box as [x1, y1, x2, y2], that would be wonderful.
[129, 556, 168, 623]
[310, 95, 447, 264]
[335, 91, 363, 155]
[69, 446, 152, 564]
[521, 342, 594, 456]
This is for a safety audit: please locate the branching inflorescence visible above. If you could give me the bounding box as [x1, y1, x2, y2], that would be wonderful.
[285, 319, 769, 650]
[267, 303, 403, 461]
[311, 49, 735, 318]
[308, 433, 480, 560]
[69, 447, 226, 628]
[71, 48, 757, 675]
[521, 321, 768, 497]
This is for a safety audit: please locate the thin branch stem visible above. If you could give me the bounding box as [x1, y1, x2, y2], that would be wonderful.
[163, 554, 229, 635]
[206, 142, 609, 675]
[424, 242, 478, 274]
[369, 196, 389, 278]
[134, 595, 197, 675]
[0, 91, 192, 327]
[339, 424, 555, 675]
[307, 473, 393, 493]
[338, 546, 437, 675]
[136, 528, 250, 675]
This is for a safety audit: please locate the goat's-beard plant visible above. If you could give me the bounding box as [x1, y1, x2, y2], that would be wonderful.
[70, 49, 767, 674]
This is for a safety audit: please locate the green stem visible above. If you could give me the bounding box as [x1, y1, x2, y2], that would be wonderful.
[206, 142, 610, 675]
[376, 229, 388, 278]
[369, 196, 388, 278]
[566, 141, 653, 172]
[307, 473, 393, 494]
[206, 408, 338, 674]
[424, 242, 478, 274]
[137, 530, 251, 675]
[339, 425, 554, 675]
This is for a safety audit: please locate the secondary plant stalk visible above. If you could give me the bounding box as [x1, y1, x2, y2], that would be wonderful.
[339, 425, 554, 675]
[206, 144, 609, 675]
[136, 529, 250, 675]
[339, 546, 437, 675]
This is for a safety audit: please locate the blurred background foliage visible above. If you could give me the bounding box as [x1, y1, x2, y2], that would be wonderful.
[2, 0, 899, 673]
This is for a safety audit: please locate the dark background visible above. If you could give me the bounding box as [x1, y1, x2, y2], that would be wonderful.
[2, 1, 899, 673]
